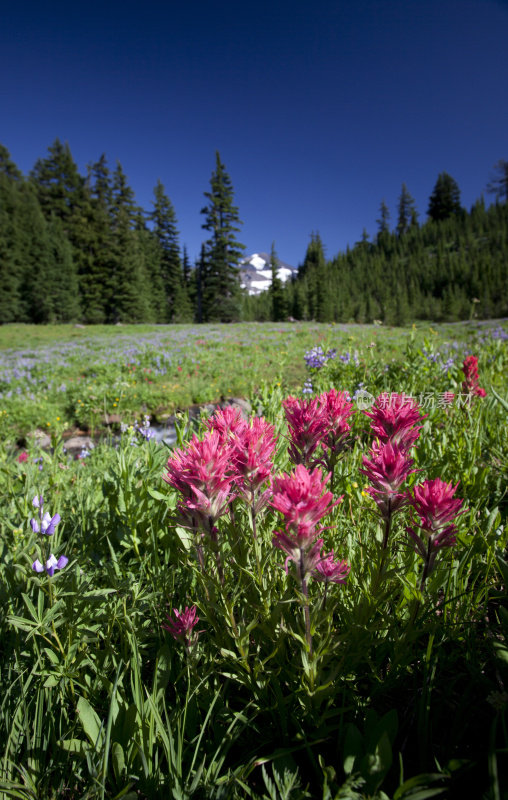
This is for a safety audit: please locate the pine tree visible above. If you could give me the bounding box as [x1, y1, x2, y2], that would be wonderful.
[269, 242, 287, 321]
[108, 163, 154, 322]
[80, 154, 115, 323]
[150, 179, 186, 321]
[428, 172, 462, 221]
[377, 200, 391, 235]
[30, 138, 95, 320]
[200, 151, 245, 322]
[30, 139, 87, 229]
[396, 183, 418, 236]
[0, 146, 24, 321]
[46, 215, 81, 321]
[486, 159, 508, 204]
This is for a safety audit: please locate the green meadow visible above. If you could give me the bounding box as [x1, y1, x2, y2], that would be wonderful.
[0, 320, 507, 799]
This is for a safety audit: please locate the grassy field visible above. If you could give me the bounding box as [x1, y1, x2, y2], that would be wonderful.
[1, 319, 506, 443]
[0, 320, 507, 799]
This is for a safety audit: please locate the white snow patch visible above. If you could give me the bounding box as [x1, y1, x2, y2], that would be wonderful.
[251, 254, 267, 270]
[250, 279, 270, 291]
[278, 267, 292, 282]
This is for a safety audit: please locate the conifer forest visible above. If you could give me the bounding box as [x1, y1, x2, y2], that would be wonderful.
[0, 140, 507, 326]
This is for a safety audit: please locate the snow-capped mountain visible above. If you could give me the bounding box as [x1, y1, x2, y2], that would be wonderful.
[239, 252, 297, 295]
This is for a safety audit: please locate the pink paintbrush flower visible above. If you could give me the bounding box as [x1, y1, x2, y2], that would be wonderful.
[411, 477, 465, 533]
[163, 430, 236, 529]
[364, 392, 423, 450]
[206, 405, 248, 440]
[270, 464, 337, 545]
[461, 355, 486, 398]
[232, 416, 277, 508]
[312, 549, 351, 584]
[283, 395, 328, 466]
[163, 605, 200, 647]
[317, 388, 355, 454]
[359, 440, 416, 520]
[271, 465, 341, 578]
[407, 477, 466, 587]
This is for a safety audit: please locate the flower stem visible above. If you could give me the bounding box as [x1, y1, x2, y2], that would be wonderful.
[299, 549, 312, 655]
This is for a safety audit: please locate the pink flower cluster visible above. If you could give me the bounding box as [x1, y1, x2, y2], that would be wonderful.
[163, 605, 200, 648]
[164, 407, 277, 534]
[359, 392, 465, 583]
[360, 393, 422, 526]
[283, 389, 354, 467]
[461, 355, 486, 398]
[407, 478, 465, 584]
[271, 464, 348, 582]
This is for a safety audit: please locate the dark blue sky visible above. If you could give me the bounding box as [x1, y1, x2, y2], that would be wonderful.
[2, 0, 507, 267]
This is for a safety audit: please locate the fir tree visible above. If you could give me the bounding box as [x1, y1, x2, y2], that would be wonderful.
[377, 200, 391, 236]
[428, 172, 462, 221]
[486, 159, 508, 204]
[80, 154, 115, 323]
[269, 242, 287, 321]
[396, 183, 418, 235]
[150, 180, 186, 321]
[200, 151, 245, 322]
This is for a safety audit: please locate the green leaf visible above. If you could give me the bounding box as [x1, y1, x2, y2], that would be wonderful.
[77, 696, 102, 746]
[493, 641, 508, 666]
[112, 741, 125, 782]
[58, 738, 88, 757]
[147, 487, 169, 501]
[496, 556, 508, 592]
[343, 724, 363, 775]
[491, 386, 508, 413]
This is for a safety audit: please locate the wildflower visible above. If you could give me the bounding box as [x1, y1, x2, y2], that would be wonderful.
[312, 549, 350, 585]
[206, 405, 247, 441]
[317, 388, 355, 455]
[164, 429, 236, 530]
[271, 465, 340, 654]
[163, 605, 200, 648]
[411, 477, 464, 534]
[270, 464, 337, 547]
[231, 416, 277, 512]
[283, 395, 328, 466]
[30, 496, 68, 577]
[17, 451, 28, 463]
[30, 512, 61, 535]
[364, 392, 423, 450]
[304, 346, 336, 370]
[359, 440, 416, 521]
[407, 478, 466, 588]
[32, 554, 68, 577]
[30, 495, 61, 535]
[461, 355, 486, 398]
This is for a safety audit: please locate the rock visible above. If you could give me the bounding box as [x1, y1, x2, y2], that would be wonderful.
[225, 397, 252, 418]
[29, 429, 51, 449]
[64, 436, 94, 455]
[102, 414, 122, 425]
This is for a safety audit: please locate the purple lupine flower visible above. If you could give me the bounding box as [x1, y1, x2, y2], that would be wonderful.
[32, 554, 68, 576]
[30, 512, 61, 535]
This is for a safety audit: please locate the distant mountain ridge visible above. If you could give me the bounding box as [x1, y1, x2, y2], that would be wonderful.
[239, 252, 297, 295]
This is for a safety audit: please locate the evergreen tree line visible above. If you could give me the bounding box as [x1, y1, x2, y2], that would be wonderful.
[0, 141, 243, 324]
[1, 139, 507, 325]
[247, 169, 508, 325]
